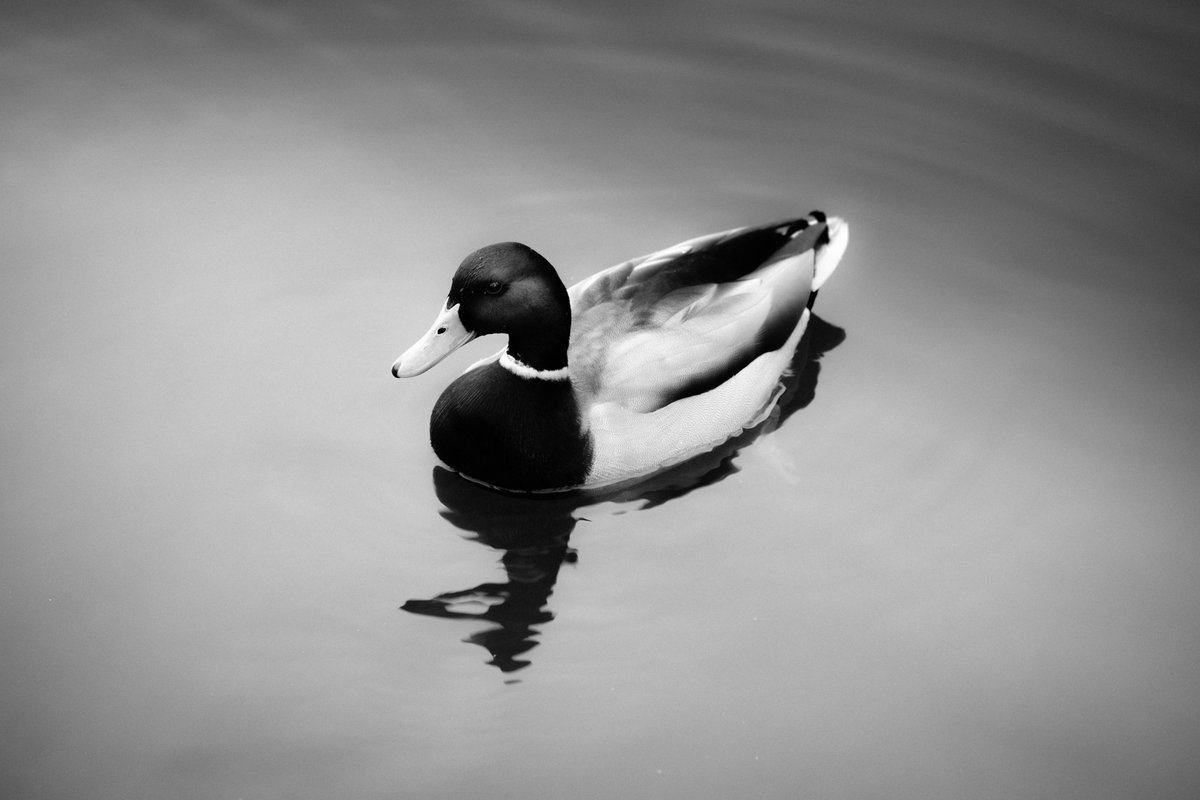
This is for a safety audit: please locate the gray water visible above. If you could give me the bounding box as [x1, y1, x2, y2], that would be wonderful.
[3, 1, 1199, 799]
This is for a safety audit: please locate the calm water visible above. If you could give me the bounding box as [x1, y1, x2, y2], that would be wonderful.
[3, 1, 1199, 798]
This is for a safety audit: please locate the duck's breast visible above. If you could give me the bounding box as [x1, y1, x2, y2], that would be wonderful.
[431, 362, 593, 491]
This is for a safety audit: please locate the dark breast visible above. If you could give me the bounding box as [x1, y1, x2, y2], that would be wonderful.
[430, 362, 593, 491]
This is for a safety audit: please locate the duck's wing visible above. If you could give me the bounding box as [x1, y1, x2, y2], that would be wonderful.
[567, 214, 847, 412]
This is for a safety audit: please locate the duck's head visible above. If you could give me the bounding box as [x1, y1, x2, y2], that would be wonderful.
[392, 242, 571, 378]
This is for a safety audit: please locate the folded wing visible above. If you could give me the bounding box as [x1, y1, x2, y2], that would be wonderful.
[567, 216, 843, 413]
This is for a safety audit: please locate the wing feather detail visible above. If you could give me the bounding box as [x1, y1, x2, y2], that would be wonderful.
[566, 216, 844, 415]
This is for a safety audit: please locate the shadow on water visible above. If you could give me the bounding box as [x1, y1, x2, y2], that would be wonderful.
[402, 315, 846, 675]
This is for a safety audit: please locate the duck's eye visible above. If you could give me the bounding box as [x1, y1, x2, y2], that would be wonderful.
[483, 281, 504, 295]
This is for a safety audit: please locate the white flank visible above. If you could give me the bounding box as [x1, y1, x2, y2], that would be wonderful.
[583, 308, 811, 488]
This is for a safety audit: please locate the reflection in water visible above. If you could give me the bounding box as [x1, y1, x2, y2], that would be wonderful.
[402, 315, 845, 673]
[403, 469, 581, 673]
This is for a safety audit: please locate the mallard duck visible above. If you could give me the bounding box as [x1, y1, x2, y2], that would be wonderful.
[392, 212, 848, 492]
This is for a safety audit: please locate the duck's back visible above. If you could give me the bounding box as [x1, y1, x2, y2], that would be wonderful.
[566, 216, 843, 413]
[560, 214, 846, 489]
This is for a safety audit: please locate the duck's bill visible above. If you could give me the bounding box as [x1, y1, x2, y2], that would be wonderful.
[392, 301, 476, 378]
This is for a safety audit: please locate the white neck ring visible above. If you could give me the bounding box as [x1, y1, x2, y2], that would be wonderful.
[499, 351, 570, 381]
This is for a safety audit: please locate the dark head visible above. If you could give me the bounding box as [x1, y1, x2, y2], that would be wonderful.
[392, 242, 572, 377]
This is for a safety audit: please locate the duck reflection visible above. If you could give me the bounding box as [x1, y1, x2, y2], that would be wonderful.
[402, 315, 845, 673]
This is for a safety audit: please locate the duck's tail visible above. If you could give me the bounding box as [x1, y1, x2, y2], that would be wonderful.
[771, 211, 848, 293]
[813, 214, 849, 292]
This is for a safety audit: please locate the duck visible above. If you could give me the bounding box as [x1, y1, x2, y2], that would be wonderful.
[392, 211, 849, 493]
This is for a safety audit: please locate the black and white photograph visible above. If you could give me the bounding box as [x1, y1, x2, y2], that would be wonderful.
[3, 1, 1198, 798]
